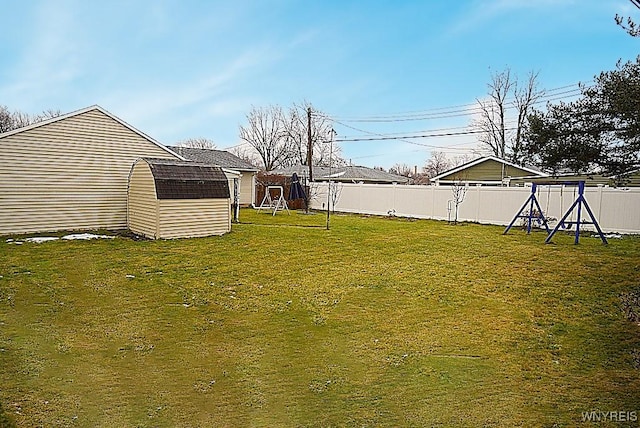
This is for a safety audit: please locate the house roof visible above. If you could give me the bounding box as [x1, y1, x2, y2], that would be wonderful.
[141, 158, 230, 199]
[167, 146, 259, 172]
[269, 165, 410, 184]
[509, 173, 610, 185]
[0, 105, 184, 160]
[430, 156, 547, 182]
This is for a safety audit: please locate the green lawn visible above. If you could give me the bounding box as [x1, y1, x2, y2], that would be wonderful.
[1, 209, 639, 427]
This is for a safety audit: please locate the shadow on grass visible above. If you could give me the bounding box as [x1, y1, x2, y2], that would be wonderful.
[0, 402, 16, 428]
[238, 222, 326, 229]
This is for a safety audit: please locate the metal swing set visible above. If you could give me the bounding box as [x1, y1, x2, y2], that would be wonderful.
[503, 181, 608, 245]
[257, 186, 290, 216]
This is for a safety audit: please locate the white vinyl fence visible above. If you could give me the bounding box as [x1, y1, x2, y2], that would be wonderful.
[311, 183, 640, 234]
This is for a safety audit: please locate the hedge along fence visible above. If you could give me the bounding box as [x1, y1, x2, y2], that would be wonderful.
[255, 172, 310, 211]
[311, 182, 640, 234]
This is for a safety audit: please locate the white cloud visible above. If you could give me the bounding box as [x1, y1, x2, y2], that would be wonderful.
[1, 2, 86, 109]
[96, 44, 283, 143]
[445, 0, 578, 37]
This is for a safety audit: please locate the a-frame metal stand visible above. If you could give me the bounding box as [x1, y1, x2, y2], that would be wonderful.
[545, 181, 608, 245]
[504, 183, 551, 235]
[257, 186, 290, 216]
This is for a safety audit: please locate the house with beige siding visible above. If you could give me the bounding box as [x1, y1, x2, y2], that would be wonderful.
[0, 105, 182, 235]
[128, 158, 231, 239]
[430, 156, 547, 186]
[509, 169, 640, 187]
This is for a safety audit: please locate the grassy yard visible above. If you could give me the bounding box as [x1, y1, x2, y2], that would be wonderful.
[0, 209, 639, 427]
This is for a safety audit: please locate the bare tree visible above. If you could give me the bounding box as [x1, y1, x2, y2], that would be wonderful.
[228, 145, 260, 167]
[0, 105, 62, 133]
[449, 176, 468, 225]
[451, 153, 477, 167]
[0, 105, 13, 133]
[512, 71, 543, 162]
[12, 111, 32, 129]
[281, 101, 339, 167]
[238, 102, 345, 171]
[616, 0, 640, 37]
[328, 181, 343, 213]
[239, 105, 290, 171]
[473, 68, 543, 164]
[475, 69, 513, 159]
[389, 163, 413, 177]
[177, 137, 217, 149]
[34, 109, 62, 122]
[314, 137, 346, 167]
[423, 151, 452, 178]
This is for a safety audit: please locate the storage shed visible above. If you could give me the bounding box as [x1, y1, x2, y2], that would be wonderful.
[128, 158, 232, 239]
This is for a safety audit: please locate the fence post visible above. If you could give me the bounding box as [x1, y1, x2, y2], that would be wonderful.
[476, 184, 481, 222]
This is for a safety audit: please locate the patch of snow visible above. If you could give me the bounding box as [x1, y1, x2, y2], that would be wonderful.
[24, 237, 59, 243]
[8, 233, 114, 244]
[592, 233, 623, 239]
[62, 233, 114, 240]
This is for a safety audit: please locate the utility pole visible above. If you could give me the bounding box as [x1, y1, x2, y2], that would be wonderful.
[307, 107, 313, 183]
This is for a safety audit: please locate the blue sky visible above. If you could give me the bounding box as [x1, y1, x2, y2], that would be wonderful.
[1, 0, 638, 169]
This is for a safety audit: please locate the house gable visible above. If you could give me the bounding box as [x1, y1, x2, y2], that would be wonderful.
[432, 156, 546, 184]
[0, 106, 181, 235]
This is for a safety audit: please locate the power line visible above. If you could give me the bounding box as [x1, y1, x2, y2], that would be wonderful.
[220, 141, 251, 150]
[332, 119, 478, 149]
[318, 82, 591, 123]
[335, 129, 508, 143]
[326, 88, 584, 122]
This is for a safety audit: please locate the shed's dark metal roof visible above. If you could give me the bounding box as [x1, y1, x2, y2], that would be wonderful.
[167, 146, 259, 171]
[143, 158, 230, 200]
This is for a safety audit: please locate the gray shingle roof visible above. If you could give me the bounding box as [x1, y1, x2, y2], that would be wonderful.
[269, 165, 410, 184]
[167, 146, 258, 171]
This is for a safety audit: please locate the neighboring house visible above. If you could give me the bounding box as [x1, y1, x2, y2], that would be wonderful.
[510, 172, 610, 187]
[609, 168, 640, 187]
[269, 165, 410, 184]
[128, 158, 232, 239]
[430, 156, 547, 186]
[0, 105, 182, 235]
[168, 146, 259, 206]
[510, 169, 640, 187]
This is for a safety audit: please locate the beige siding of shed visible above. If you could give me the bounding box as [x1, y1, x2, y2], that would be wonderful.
[0, 109, 178, 235]
[239, 172, 256, 206]
[440, 159, 533, 182]
[157, 199, 231, 239]
[127, 162, 159, 239]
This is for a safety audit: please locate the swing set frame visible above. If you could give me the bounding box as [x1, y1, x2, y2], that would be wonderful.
[504, 181, 608, 245]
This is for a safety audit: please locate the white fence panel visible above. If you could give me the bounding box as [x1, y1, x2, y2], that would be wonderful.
[311, 183, 640, 234]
